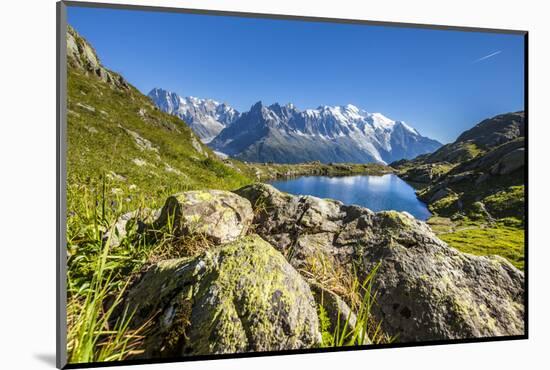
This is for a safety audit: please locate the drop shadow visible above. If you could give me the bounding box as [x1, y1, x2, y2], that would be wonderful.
[34, 353, 57, 367]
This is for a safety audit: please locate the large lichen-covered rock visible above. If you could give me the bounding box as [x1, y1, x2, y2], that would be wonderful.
[235, 183, 524, 342]
[123, 235, 321, 358]
[363, 211, 523, 342]
[235, 183, 349, 267]
[153, 190, 253, 245]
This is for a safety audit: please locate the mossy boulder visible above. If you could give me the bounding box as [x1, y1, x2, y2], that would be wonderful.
[361, 231, 524, 342]
[153, 190, 254, 245]
[123, 235, 321, 358]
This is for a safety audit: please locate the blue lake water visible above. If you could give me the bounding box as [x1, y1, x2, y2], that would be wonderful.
[269, 174, 431, 220]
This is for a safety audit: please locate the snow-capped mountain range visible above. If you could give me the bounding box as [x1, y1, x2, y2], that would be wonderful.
[148, 88, 442, 164]
[148, 88, 240, 142]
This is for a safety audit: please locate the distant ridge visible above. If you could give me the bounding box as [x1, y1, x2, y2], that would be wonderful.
[150, 90, 442, 164]
[210, 101, 441, 164]
[148, 88, 240, 143]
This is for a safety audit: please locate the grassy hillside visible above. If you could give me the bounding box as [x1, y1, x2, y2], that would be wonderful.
[65, 26, 261, 363]
[67, 69, 252, 206]
[392, 112, 525, 269]
[65, 23, 258, 274]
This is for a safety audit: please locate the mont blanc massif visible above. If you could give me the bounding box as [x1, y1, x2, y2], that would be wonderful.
[148, 88, 442, 164]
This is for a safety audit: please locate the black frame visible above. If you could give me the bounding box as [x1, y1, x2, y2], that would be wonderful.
[56, 1, 529, 369]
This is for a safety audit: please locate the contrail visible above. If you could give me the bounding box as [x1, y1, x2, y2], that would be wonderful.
[473, 50, 502, 63]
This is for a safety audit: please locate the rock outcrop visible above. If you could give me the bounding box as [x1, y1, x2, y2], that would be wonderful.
[393, 112, 525, 221]
[235, 183, 525, 342]
[67, 25, 129, 90]
[235, 184, 352, 269]
[117, 186, 524, 356]
[454, 112, 524, 149]
[124, 235, 321, 357]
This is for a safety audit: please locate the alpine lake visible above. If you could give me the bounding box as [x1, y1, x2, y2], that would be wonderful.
[270, 174, 431, 220]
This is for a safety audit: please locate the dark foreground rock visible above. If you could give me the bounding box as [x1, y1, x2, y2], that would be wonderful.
[235, 183, 525, 342]
[124, 234, 321, 358]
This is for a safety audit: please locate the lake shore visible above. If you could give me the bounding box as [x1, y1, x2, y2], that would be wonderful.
[250, 162, 524, 270]
[225, 160, 394, 182]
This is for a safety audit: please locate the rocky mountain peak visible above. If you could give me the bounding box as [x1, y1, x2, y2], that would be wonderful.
[147, 88, 241, 142]
[148, 93, 441, 164]
[249, 101, 264, 112]
[66, 25, 129, 90]
[211, 101, 442, 164]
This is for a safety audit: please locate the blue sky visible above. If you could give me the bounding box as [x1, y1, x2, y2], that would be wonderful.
[68, 6, 525, 143]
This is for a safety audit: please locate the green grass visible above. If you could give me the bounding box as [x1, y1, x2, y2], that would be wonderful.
[429, 193, 460, 215]
[462, 142, 483, 158]
[426, 216, 454, 234]
[318, 264, 393, 347]
[483, 185, 525, 219]
[67, 68, 252, 210]
[67, 209, 149, 363]
[66, 174, 153, 362]
[439, 223, 524, 270]
[318, 305, 334, 346]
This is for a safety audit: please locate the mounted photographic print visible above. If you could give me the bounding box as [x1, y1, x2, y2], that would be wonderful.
[56, 1, 528, 368]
